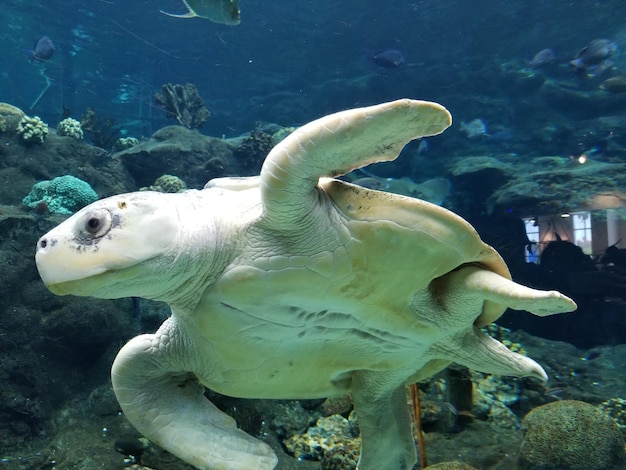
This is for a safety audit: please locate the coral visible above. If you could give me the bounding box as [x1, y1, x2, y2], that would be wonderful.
[153, 83, 210, 129]
[0, 102, 25, 133]
[519, 400, 625, 470]
[321, 395, 353, 416]
[56, 117, 83, 140]
[23, 175, 98, 215]
[284, 414, 359, 465]
[140, 175, 187, 193]
[17, 115, 48, 146]
[115, 136, 139, 150]
[269, 402, 314, 438]
[425, 463, 479, 470]
[234, 129, 274, 172]
[482, 324, 528, 356]
[271, 126, 296, 145]
[599, 397, 626, 435]
[322, 444, 359, 470]
[80, 108, 120, 149]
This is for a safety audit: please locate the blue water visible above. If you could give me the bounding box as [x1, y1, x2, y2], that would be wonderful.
[2, 0, 624, 138]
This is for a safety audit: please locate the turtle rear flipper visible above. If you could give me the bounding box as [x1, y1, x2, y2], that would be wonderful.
[112, 321, 277, 470]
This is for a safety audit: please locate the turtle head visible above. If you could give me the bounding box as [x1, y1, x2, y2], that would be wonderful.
[36, 191, 182, 299]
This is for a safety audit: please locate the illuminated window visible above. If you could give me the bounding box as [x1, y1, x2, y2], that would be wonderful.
[523, 217, 539, 263]
[572, 211, 592, 254]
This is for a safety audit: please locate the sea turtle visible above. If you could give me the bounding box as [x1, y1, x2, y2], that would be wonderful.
[35, 99, 576, 470]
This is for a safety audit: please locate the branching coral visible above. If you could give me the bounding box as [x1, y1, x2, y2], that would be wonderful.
[57, 118, 84, 140]
[17, 115, 48, 146]
[153, 83, 210, 129]
[115, 136, 139, 150]
[80, 108, 120, 149]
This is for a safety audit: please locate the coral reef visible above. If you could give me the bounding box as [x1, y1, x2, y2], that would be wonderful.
[270, 126, 296, 145]
[425, 463, 479, 470]
[269, 401, 315, 438]
[0, 102, 25, 133]
[113, 125, 239, 188]
[599, 397, 626, 436]
[80, 108, 120, 149]
[17, 115, 49, 146]
[519, 400, 625, 470]
[140, 174, 187, 193]
[22, 175, 99, 215]
[234, 129, 275, 172]
[115, 136, 139, 150]
[153, 83, 210, 129]
[56, 117, 84, 140]
[284, 414, 359, 467]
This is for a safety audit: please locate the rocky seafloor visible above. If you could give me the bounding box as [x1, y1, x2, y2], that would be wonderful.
[2, 91, 626, 469]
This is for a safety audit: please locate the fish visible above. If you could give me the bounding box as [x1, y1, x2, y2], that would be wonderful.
[460, 118, 488, 139]
[600, 76, 626, 94]
[529, 48, 555, 68]
[27, 36, 55, 62]
[544, 384, 568, 400]
[369, 49, 405, 68]
[569, 39, 617, 74]
[160, 0, 240, 25]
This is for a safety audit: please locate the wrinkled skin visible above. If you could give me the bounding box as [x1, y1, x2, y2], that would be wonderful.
[35, 100, 576, 470]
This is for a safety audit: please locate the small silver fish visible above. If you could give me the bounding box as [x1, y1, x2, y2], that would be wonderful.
[530, 48, 555, 68]
[160, 0, 240, 25]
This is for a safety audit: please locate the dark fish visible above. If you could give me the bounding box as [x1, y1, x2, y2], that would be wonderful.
[600, 76, 626, 94]
[569, 39, 617, 70]
[369, 49, 405, 68]
[29, 36, 55, 62]
[530, 48, 555, 68]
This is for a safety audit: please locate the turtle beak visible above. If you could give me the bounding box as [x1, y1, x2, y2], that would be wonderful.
[35, 230, 110, 291]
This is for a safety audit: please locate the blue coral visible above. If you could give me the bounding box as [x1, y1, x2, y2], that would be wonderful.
[23, 175, 98, 215]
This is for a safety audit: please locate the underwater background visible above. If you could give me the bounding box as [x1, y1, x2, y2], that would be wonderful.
[2, 0, 626, 469]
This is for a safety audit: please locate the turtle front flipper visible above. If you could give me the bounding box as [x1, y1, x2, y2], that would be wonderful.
[260, 99, 451, 227]
[111, 320, 277, 470]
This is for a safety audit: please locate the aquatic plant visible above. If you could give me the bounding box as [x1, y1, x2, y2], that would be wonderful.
[153, 82, 210, 129]
[80, 108, 120, 150]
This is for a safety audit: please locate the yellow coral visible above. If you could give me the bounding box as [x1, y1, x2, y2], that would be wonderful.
[17, 115, 48, 145]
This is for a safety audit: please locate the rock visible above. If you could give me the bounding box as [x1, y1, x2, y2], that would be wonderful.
[519, 400, 625, 470]
[541, 80, 626, 118]
[114, 125, 240, 188]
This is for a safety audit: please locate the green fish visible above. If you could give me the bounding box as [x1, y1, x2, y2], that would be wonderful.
[160, 0, 240, 25]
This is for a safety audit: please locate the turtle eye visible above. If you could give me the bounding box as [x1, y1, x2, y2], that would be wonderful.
[80, 208, 112, 239]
